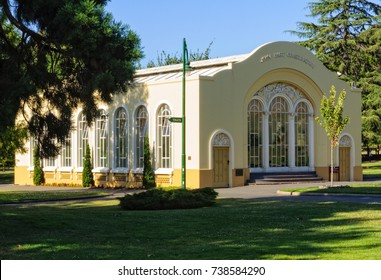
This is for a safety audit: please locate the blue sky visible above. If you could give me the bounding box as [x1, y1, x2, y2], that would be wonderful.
[105, 0, 312, 66]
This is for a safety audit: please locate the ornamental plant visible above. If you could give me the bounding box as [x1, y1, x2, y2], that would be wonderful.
[82, 144, 94, 188]
[143, 136, 156, 189]
[33, 146, 44, 186]
[315, 85, 349, 187]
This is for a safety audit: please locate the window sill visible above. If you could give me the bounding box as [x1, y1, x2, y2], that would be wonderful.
[111, 168, 129, 173]
[155, 168, 173, 175]
[58, 167, 73, 172]
[43, 167, 56, 172]
[92, 167, 110, 173]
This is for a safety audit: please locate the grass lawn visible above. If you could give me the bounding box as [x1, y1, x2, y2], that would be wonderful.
[284, 183, 381, 195]
[1, 198, 381, 260]
[362, 160, 381, 176]
[0, 190, 109, 203]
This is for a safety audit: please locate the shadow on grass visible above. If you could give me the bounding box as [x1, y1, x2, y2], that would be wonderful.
[1, 199, 381, 260]
[0, 172, 14, 184]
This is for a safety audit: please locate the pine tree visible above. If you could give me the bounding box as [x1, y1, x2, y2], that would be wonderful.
[143, 137, 156, 189]
[316, 86, 350, 187]
[289, 0, 381, 82]
[33, 146, 44, 186]
[82, 144, 94, 188]
[0, 0, 143, 158]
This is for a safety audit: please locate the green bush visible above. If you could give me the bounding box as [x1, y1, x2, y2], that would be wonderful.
[119, 187, 218, 210]
[143, 136, 156, 189]
[82, 144, 94, 188]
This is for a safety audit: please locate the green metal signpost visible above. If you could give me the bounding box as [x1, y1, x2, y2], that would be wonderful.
[169, 117, 183, 123]
[181, 38, 192, 189]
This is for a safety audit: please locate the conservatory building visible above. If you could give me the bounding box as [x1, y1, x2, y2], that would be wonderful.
[14, 41, 362, 188]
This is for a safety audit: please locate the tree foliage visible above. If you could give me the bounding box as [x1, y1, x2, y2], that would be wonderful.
[289, 0, 381, 153]
[316, 86, 349, 187]
[0, 125, 27, 170]
[289, 0, 381, 82]
[0, 0, 143, 158]
[146, 41, 213, 68]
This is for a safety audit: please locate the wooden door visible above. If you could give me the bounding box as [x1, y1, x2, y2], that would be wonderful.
[213, 147, 229, 187]
[339, 147, 350, 181]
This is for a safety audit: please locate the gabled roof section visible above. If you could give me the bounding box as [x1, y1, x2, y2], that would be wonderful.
[135, 53, 249, 83]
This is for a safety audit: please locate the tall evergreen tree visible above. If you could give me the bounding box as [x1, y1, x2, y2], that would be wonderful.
[33, 146, 44, 186]
[0, 0, 143, 158]
[289, 0, 381, 154]
[142, 136, 156, 189]
[358, 23, 381, 154]
[82, 144, 94, 188]
[289, 0, 381, 82]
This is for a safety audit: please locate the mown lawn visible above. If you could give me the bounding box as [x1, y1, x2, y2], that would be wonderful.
[362, 160, 381, 176]
[1, 198, 381, 260]
[0, 190, 109, 203]
[284, 183, 381, 195]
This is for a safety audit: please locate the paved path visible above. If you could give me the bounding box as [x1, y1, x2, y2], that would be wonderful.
[217, 182, 381, 204]
[2, 182, 381, 204]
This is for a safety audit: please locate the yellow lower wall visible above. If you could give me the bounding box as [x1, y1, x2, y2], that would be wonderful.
[15, 165, 362, 187]
[14, 166, 33, 185]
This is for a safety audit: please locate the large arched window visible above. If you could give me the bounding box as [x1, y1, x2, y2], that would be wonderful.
[135, 106, 148, 169]
[156, 104, 172, 169]
[77, 112, 88, 167]
[115, 107, 128, 168]
[248, 99, 263, 168]
[248, 83, 314, 171]
[295, 102, 309, 167]
[95, 109, 109, 168]
[269, 97, 289, 167]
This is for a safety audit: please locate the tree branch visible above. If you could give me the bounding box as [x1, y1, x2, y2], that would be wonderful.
[1, 0, 46, 43]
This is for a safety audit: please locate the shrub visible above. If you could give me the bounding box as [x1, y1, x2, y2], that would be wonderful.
[143, 136, 156, 189]
[82, 144, 94, 188]
[33, 147, 44, 186]
[119, 187, 218, 210]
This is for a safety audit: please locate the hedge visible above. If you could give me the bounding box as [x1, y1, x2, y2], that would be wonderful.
[119, 187, 218, 210]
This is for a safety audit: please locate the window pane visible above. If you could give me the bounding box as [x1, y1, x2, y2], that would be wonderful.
[248, 99, 263, 168]
[115, 108, 128, 168]
[156, 105, 172, 168]
[135, 106, 148, 169]
[295, 102, 309, 166]
[269, 97, 288, 167]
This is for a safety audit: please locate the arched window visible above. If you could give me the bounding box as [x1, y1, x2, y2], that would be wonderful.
[135, 106, 148, 169]
[61, 134, 72, 167]
[115, 107, 128, 168]
[269, 97, 288, 167]
[77, 112, 88, 167]
[295, 102, 309, 167]
[248, 99, 263, 168]
[95, 109, 108, 168]
[156, 104, 172, 168]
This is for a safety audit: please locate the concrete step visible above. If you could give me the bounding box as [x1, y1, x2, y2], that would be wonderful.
[249, 172, 324, 185]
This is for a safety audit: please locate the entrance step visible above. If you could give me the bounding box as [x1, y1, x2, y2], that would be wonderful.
[249, 172, 324, 185]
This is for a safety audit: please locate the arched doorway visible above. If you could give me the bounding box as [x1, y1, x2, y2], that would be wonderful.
[339, 135, 352, 181]
[212, 133, 230, 187]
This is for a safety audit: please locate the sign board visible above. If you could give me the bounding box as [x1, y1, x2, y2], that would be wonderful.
[169, 117, 183, 123]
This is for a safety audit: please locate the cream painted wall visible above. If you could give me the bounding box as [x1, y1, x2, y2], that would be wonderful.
[198, 41, 361, 172]
[14, 41, 362, 186]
